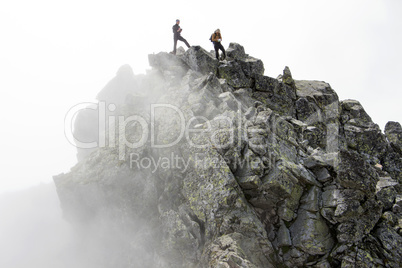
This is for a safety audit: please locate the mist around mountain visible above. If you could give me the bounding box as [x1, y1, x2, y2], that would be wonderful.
[0, 183, 79, 268]
[3, 43, 401, 267]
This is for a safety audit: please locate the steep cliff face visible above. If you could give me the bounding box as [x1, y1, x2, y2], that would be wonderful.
[54, 43, 402, 267]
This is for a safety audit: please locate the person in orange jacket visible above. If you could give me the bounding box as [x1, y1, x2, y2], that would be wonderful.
[211, 29, 226, 60]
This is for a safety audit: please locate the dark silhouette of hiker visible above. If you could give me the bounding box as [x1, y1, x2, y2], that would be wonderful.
[211, 29, 226, 60]
[172, 19, 190, 55]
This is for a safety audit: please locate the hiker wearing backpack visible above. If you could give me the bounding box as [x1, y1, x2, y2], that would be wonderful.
[211, 29, 226, 60]
[172, 19, 190, 55]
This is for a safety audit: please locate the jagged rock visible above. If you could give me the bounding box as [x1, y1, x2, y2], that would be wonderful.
[261, 164, 299, 198]
[279, 160, 322, 187]
[160, 209, 201, 265]
[254, 74, 278, 92]
[253, 75, 296, 117]
[341, 100, 388, 158]
[304, 124, 327, 150]
[336, 198, 383, 244]
[226, 42, 247, 60]
[382, 151, 402, 184]
[238, 57, 265, 78]
[218, 91, 241, 111]
[148, 52, 189, 83]
[341, 99, 373, 125]
[232, 88, 254, 109]
[393, 194, 402, 214]
[295, 80, 338, 112]
[218, 60, 252, 88]
[282, 66, 295, 89]
[283, 248, 308, 267]
[374, 223, 402, 267]
[96, 64, 139, 105]
[290, 208, 334, 256]
[176, 46, 186, 55]
[54, 43, 402, 267]
[322, 189, 341, 208]
[381, 211, 398, 226]
[385, 121, 402, 154]
[336, 149, 378, 192]
[376, 177, 398, 210]
[395, 194, 402, 208]
[180, 46, 218, 75]
[277, 183, 303, 222]
[237, 175, 262, 190]
[295, 97, 318, 122]
[74, 64, 146, 162]
[314, 167, 332, 182]
[303, 150, 339, 169]
[326, 150, 385, 244]
[300, 186, 321, 212]
[289, 186, 334, 258]
[201, 233, 275, 268]
[277, 221, 292, 247]
[295, 80, 340, 152]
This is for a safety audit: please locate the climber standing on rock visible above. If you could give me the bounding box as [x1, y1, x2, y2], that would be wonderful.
[211, 29, 226, 61]
[171, 19, 190, 55]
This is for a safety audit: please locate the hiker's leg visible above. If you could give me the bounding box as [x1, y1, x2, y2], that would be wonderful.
[214, 44, 219, 60]
[178, 36, 190, 48]
[173, 38, 178, 54]
[220, 44, 226, 59]
[184, 39, 190, 48]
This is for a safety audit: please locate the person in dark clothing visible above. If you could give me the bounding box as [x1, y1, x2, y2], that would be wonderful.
[211, 29, 226, 60]
[172, 19, 190, 55]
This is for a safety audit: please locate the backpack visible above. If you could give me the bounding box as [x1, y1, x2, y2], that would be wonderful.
[209, 33, 214, 42]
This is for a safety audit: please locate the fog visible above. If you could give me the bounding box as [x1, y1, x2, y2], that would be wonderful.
[1, 0, 401, 266]
[0, 183, 78, 268]
[0, 183, 155, 268]
[0, 58, 174, 268]
[0, 182, 161, 267]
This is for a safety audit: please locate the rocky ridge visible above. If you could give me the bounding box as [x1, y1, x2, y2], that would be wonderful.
[54, 43, 402, 267]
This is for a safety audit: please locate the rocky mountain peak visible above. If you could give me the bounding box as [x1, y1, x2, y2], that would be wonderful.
[55, 43, 402, 267]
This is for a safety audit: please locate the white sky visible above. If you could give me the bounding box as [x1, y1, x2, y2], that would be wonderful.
[0, 0, 401, 193]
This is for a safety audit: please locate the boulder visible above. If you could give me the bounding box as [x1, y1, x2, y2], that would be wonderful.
[341, 100, 388, 158]
[376, 177, 398, 210]
[290, 209, 334, 256]
[226, 42, 247, 60]
[385, 121, 402, 154]
[218, 60, 252, 88]
[282, 66, 295, 89]
[180, 45, 218, 75]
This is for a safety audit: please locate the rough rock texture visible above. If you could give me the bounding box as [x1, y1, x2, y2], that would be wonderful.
[385, 121, 402, 154]
[55, 44, 402, 267]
